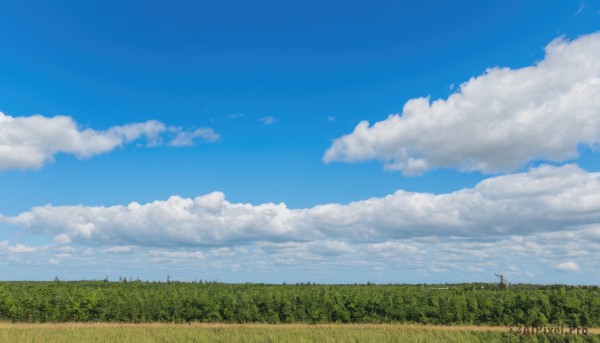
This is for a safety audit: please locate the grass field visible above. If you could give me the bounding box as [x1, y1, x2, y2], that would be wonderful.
[1, 323, 599, 343]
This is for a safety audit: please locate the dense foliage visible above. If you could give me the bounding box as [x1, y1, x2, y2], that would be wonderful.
[0, 281, 598, 326]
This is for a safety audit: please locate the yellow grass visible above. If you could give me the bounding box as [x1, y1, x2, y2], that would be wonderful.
[0, 323, 598, 342]
[0, 323, 597, 332]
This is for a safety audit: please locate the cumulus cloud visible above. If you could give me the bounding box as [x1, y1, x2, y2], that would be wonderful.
[4, 191, 306, 246]
[4, 164, 600, 248]
[0, 112, 219, 170]
[324, 32, 600, 175]
[554, 261, 580, 272]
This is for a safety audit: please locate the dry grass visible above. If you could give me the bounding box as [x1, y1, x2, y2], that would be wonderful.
[0, 322, 597, 331]
[1, 323, 598, 343]
[0, 322, 598, 334]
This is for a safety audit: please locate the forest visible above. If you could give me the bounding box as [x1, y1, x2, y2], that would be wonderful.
[0, 281, 598, 326]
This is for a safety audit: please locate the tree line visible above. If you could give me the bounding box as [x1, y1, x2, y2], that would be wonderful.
[0, 281, 598, 325]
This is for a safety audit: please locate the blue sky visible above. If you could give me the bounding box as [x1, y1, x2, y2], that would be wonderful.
[1, 0, 600, 284]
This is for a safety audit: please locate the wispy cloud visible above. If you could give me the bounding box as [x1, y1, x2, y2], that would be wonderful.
[259, 116, 276, 125]
[227, 113, 245, 119]
[575, 2, 586, 15]
[168, 127, 220, 146]
[1, 224, 598, 282]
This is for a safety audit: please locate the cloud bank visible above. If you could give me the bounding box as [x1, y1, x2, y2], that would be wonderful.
[0, 112, 219, 170]
[324, 32, 600, 175]
[4, 164, 600, 247]
[2, 164, 599, 282]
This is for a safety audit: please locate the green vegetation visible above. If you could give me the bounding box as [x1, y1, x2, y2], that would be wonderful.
[0, 324, 598, 343]
[0, 281, 598, 326]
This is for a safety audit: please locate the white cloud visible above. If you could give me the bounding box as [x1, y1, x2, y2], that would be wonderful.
[227, 113, 245, 119]
[149, 250, 204, 260]
[554, 261, 580, 272]
[168, 127, 220, 146]
[5, 191, 307, 245]
[2, 226, 598, 283]
[0, 240, 38, 253]
[324, 32, 600, 175]
[4, 164, 600, 248]
[0, 112, 220, 170]
[101, 245, 135, 254]
[259, 116, 276, 125]
[54, 234, 72, 244]
[367, 241, 422, 256]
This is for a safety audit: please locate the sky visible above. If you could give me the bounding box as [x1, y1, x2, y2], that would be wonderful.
[1, 0, 600, 284]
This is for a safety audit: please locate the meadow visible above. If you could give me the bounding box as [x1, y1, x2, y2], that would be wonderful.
[0, 323, 599, 343]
